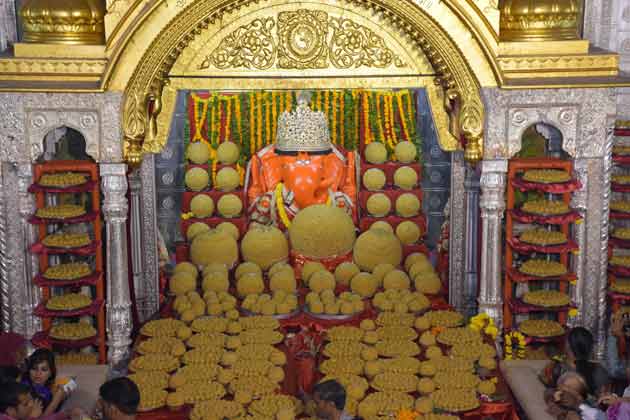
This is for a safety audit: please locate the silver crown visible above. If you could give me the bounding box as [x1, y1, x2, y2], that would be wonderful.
[275, 91, 331, 153]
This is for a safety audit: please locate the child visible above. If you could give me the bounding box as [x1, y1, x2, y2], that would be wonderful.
[21, 349, 67, 416]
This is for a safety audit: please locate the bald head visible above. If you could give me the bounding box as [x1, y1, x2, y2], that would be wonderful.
[557, 371, 588, 399]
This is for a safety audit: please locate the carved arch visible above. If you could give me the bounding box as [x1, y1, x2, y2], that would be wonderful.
[111, 0, 494, 165]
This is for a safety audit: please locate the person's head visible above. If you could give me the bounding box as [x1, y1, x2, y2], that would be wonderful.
[99, 377, 140, 420]
[567, 327, 594, 361]
[554, 371, 588, 407]
[313, 380, 346, 419]
[25, 349, 56, 387]
[0, 382, 36, 420]
[0, 333, 26, 369]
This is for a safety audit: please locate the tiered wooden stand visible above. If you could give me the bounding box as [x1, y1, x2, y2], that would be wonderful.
[29, 161, 106, 363]
[504, 158, 580, 343]
[608, 126, 630, 312]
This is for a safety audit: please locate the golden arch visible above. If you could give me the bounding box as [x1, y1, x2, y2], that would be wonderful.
[104, 0, 499, 165]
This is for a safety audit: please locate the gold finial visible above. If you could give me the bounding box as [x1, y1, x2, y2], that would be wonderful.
[20, 0, 106, 45]
[499, 0, 582, 42]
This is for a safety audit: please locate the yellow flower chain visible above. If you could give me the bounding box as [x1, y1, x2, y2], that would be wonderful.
[285, 91, 292, 112]
[209, 95, 216, 144]
[396, 91, 411, 142]
[362, 91, 372, 144]
[234, 96, 243, 147]
[181, 212, 194, 220]
[339, 92, 345, 147]
[375, 92, 385, 142]
[405, 90, 414, 135]
[211, 160, 218, 186]
[276, 183, 291, 228]
[324, 90, 330, 132]
[504, 331, 526, 360]
[224, 96, 232, 143]
[396, 409, 418, 420]
[352, 91, 359, 148]
[236, 163, 245, 186]
[271, 92, 277, 144]
[383, 92, 394, 152]
[279, 91, 285, 116]
[191, 93, 210, 144]
[257, 91, 263, 151]
[331, 91, 337, 145]
[388, 93, 398, 146]
[265, 92, 271, 146]
[316, 91, 322, 112]
[249, 92, 256, 156]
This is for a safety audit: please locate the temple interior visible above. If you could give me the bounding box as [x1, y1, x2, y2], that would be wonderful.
[0, 0, 630, 419]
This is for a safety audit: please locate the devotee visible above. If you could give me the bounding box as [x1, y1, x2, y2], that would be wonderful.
[0, 381, 78, 420]
[22, 349, 68, 416]
[542, 327, 611, 400]
[547, 371, 606, 420]
[312, 380, 353, 420]
[96, 378, 139, 420]
[607, 311, 630, 389]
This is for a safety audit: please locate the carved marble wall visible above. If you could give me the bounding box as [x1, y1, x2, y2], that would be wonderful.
[481, 87, 617, 358]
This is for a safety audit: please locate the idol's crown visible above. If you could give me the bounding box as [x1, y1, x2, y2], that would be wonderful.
[275, 91, 331, 153]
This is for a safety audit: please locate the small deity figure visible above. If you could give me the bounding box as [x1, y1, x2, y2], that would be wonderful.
[247, 91, 357, 228]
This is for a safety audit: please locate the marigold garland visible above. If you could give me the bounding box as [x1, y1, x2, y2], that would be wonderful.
[271, 92, 277, 144]
[211, 160, 218, 186]
[375, 92, 385, 142]
[352, 91, 360, 150]
[249, 92, 256, 156]
[339, 92, 345, 147]
[224, 97, 232, 143]
[396, 91, 411, 142]
[191, 93, 209, 144]
[504, 331, 526, 360]
[331, 91, 338, 145]
[396, 409, 418, 420]
[276, 183, 291, 229]
[285, 91, 292, 112]
[362, 91, 372, 144]
[257, 91, 263, 151]
[234, 96, 243, 147]
[265, 92, 271, 146]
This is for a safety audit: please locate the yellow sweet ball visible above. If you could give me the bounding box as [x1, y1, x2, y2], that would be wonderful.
[419, 361, 436, 377]
[241, 226, 289, 270]
[309, 300, 325, 314]
[234, 390, 253, 405]
[191, 230, 239, 268]
[186, 222, 211, 241]
[417, 378, 435, 395]
[221, 352, 238, 366]
[353, 229, 403, 272]
[217, 368, 234, 384]
[215, 167, 240, 192]
[419, 331, 436, 347]
[414, 271, 442, 295]
[361, 347, 379, 361]
[174, 262, 198, 278]
[289, 205, 356, 259]
[236, 272, 265, 298]
[351, 272, 378, 298]
[425, 346, 442, 360]
[181, 309, 196, 323]
[203, 263, 229, 278]
[362, 168, 386, 191]
[207, 303, 223, 316]
[215, 221, 240, 240]
[202, 270, 229, 293]
[360, 319, 376, 331]
[167, 391, 186, 408]
[270, 270, 297, 294]
[340, 301, 355, 315]
[365, 142, 388, 164]
[186, 142, 211, 164]
[370, 220, 394, 234]
[169, 374, 186, 389]
[269, 261, 292, 277]
[366, 193, 391, 217]
[396, 221, 421, 245]
[217, 141, 240, 164]
[395, 141, 418, 163]
[268, 366, 285, 383]
[270, 351, 287, 366]
[393, 302, 409, 313]
[334, 262, 361, 286]
[309, 271, 336, 293]
[276, 407, 294, 420]
[362, 331, 379, 344]
[364, 360, 383, 378]
[185, 167, 210, 192]
[405, 252, 429, 272]
[395, 193, 421, 217]
[190, 194, 214, 218]
[226, 336, 242, 350]
[478, 380, 497, 395]
[235, 262, 262, 280]
[394, 166, 419, 190]
[302, 262, 327, 285]
[176, 326, 193, 340]
[415, 397, 433, 414]
[217, 194, 243, 218]
[225, 309, 240, 320]
[479, 356, 496, 370]
[170, 271, 197, 296]
[320, 289, 335, 304]
[191, 301, 206, 317]
[409, 259, 434, 279]
[383, 269, 411, 290]
[414, 316, 430, 331]
[372, 263, 395, 288]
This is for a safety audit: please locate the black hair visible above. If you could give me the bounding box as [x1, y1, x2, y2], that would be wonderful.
[0, 381, 30, 413]
[25, 348, 56, 387]
[313, 379, 346, 411]
[99, 377, 140, 415]
[0, 365, 21, 384]
[568, 327, 596, 394]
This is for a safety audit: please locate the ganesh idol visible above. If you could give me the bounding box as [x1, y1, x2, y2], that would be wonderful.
[247, 91, 357, 228]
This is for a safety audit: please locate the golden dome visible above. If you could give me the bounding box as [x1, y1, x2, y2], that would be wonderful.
[20, 0, 106, 45]
[499, 0, 582, 42]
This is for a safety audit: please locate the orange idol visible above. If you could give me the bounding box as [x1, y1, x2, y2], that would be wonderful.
[248, 91, 356, 228]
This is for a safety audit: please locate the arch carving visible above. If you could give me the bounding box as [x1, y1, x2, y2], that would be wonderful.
[113, 0, 492, 165]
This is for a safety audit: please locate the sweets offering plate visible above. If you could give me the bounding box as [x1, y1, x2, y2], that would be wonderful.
[521, 200, 570, 216]
[522, 169, 571, 184]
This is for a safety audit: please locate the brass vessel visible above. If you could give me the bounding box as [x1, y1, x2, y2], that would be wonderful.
[499, 0, 582, 42]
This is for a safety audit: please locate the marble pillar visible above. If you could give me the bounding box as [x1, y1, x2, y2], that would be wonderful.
[478, 159, 507, 329]
[100, 163, 132, 368]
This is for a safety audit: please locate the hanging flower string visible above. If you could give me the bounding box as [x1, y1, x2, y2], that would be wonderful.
[469, 313, 499, 340]
[504, 331, 527, 360]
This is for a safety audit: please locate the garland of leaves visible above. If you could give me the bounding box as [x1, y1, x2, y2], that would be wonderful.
[185, 89, 422, 163]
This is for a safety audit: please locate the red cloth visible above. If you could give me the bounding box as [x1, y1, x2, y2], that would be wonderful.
[507, 237, 578, 254]
[28, 212, 98, 225]
[27, 180, 96, 194]
[0, 332, 25, 366]
[30, 241, 100, 256]
[509, 209, 581, 225]
[507, 267, 575, 283]
[610, 264, 630, 277]
[610, 237, 630, 249]
[612, 183, 630, 193]
[511, 177, 581, 193]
